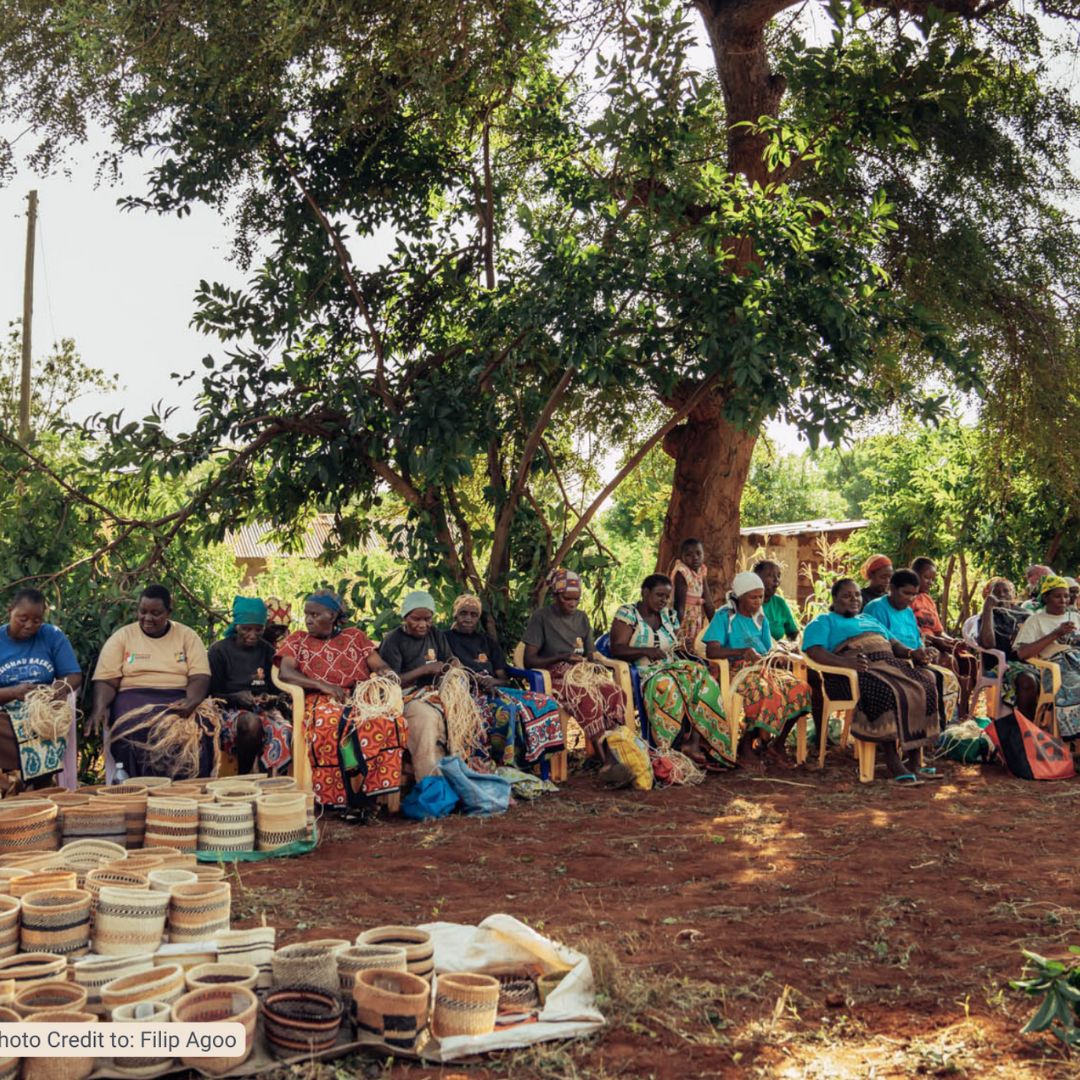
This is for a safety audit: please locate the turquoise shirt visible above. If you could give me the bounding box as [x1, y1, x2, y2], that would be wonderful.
[702, 607, 773, 655]
[863, 596, 921, 651]
[802, 611, 897, 653]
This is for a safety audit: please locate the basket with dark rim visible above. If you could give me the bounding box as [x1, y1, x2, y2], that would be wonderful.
[263, 987, 344, 1057]
[19, 887, 91, 957]
[184, 962, 259, 992]
[497, 975, 540, 1012]
[0, 951, 66, 985]
[13, 979, 89, 1016]
[355, 925, 434, 979]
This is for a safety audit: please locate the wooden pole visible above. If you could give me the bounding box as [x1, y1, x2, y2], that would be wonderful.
[19, 189, 38, 444]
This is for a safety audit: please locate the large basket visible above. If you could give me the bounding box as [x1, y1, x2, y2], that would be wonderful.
[263, 987, 343, 1057]
[111, 999, 174, 1078]
[432, 972, 499, 1037]
[60, 802, 126, 848]
[172, 985, 257, 1075]
[144, 798, 198, 853]
[356, 925, 434, 979]
[166, 882, 231, 943]
[72, 953, 155, 1016]
[96, 790, 149, 849]
[215, 926, 275, 990]
[0, 801, 58, 854]
[255, 793, 306, 851]
[0, 895, 19, 959]
[101, 963, 185, 1018]
[22, 1010, 97, 1080]
[13, 979, 89, 1016]
[60, 839, 128, 885]
[197, 802, 255, 853]
[353, 968, 430, 1050]
[271, 941, 343, 995]
[93, 886, 168, 956]
[19, 887, 91, 957]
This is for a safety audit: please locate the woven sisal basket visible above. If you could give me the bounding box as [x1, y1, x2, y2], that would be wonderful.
[335, 944, 407, 1004]
[97, 789, 149, 849]
[105, 851, 166, 875]
[128, 776, 173, 790]
[353, 968, 430, 1050]
[208, 781, 259, 807]
[262, 987, 343, 1057]
[166, 881, 231, 943]
[10, 870, 77, 898]
[0, 801, 58, 854]
[271, 941, 343, 995]
[185, 961, 259, 992]
[20, 887, 91, 957]
[144, 798, 198, 853]
[198, 801, 255, 853]
[147, 869, 197, 893]
[93, 886, 169, 956]
[255, 776, 297, 794]
[60, 802, 126, 848]
[172, 985, 257, 1075]
[0, 892, 22, 959]
[60, 839, 128, 886]
[0, 867, 30, 896]
[192, 865, 225, 883]
[22, 1009, 97, 1080]
[111, 999, 174, 1078]
[432, 972, 500, 1037]
[73, 953, 155, 1016]
[101, 963, 185, 1017]
[0, 1004, 16, 1080]
[255, 793, 306, 851]
[215, 926, 275, 990]
[13, 979, 89, 1016]
[356, 925, 434, 979]
[0, 951, 67, 986]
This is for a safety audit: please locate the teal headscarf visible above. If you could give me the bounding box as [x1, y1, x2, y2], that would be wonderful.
[225, 595, 268, 637]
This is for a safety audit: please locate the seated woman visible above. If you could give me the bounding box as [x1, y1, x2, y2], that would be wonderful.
[445, 594, 564, 771]
[276, 590, 404, 817]
[0, 588, 82, 789]
[910, 556, 973, 719]
[209, 596, 291, 776]
[522, 568, 630, 786]
[754, 561, 799, 642]
[860, 555, 894, 611]
[378, 590, 459, 781]
[609, 574, 731, 767]
[1021, 564, 1054, 611]
[702, 572, 812, 765]
[970, 577, 1037, 718]
[1012, 574, 1080, 739]
[803, 578, 941, 783]
[88, 585, 211, 780]
[670, 539, 715, 650]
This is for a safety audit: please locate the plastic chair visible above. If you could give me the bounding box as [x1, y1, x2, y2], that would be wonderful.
[593, 633, 650, 741]
[802, 657, 859, 769]
[1029, 657, 1062, 738]
[964, 641, 1008, 719]
[508, 643, 570, 781]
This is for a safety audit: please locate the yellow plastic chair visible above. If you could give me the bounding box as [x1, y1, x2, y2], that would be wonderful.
[271, 664, 310, 792]
[1029, 657, 1062, 737]
[802, 656, 859, 769]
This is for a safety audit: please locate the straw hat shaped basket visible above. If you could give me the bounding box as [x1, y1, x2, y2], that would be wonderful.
[13, 979, 89, 1016]
[356, 925, 434, 979]
[198, 801, 255, 853]
[93, 886, 169, 956]
[255, 793, 306, 851]
[166, 882, 231, 943]
[432, 972, 500, 1038]
[72, 953, 155, 1016]
[19, 887, 91, 957]
[144, 798, 199, 853]
[22, 1009, 97, 1080]
[0, 895, 19, 959]
[262, 987, 344, 1057]
[0, 801, 58, 853]
[0, 1004, 17, 1080]
[353, 969, 430, 1050]
[0, 952, 66, 987]
[101, 963, 185, 1017]
[185, 961, 259, 992]
[271, 941, 345, 994]
[61, 839, 128, 885]
[60, 802, 126, 848]
[111, 999, 174, 1078]
[215, 926, 276, 990]
[172, 985, 258, 1076]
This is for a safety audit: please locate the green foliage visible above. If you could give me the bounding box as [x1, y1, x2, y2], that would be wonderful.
[1012, 949, 1080, 1047]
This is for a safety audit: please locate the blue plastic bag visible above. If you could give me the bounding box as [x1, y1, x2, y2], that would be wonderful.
[438, 755, 512, 816]
[401, 775, 459, 821]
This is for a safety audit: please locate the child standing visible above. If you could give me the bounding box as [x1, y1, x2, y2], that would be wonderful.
[670, 538, 715, 651]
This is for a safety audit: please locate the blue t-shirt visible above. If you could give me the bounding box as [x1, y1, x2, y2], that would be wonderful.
[863, 596, 921, 651]
[702, 607, 773, 655]
[802, 611, 896, 654]
[0, 624, 80, 688]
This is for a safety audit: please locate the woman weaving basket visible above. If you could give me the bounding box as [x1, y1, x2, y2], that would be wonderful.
[275, 590, 405, 819]
[87, 584, 212, 780]
[0, 588, 82, 789]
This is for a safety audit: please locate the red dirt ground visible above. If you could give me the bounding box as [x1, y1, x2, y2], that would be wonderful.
[235, 755, 1080, 1079]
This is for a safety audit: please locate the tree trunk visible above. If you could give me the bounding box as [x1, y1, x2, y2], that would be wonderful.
[657, 399, 757, 590]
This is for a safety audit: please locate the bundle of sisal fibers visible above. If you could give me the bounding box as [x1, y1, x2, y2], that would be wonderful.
[437, 666, 485, 759]
[22, 686, 74, 743]
[111, 700, 222, 780]
[349, 674, 404, 722]
[561, 661, 614, 713]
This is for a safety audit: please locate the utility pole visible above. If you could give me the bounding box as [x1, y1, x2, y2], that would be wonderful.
[19, 189, 37, 444]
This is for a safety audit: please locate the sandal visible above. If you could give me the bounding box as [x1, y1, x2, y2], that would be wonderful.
[342, 807, 377, 825]
[892, 773, 925, 787]
[918, 767, 946, 782]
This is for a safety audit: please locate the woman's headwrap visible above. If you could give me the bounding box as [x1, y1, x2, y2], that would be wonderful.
[264, 597, 292, 625]
[452, 594, 482, 617]
[982, 576, 1012, 599]
[224, 596, 268, 638]
[860, 554, 892, 580]
[1039, 574, 1070, 602]
[547, 567, 582, 595]
[729, 571, 764, 600]
[305, 591, 344, 615]
[401, 590, 436, 617]
[1067, 578, 1079, 589]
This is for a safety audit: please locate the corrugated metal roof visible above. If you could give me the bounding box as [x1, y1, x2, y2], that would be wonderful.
[740, 518, 869, 538]
[226, 515, 337, 559]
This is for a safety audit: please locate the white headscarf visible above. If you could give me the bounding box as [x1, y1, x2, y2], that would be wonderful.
[729, 572, 764, 600]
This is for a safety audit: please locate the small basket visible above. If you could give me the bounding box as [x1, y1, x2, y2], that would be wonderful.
[432, 972, 499, 1037]
[0, 895, 19, 959]
[20, 887, 91, 957]
[192, 865, 226, 883]
[14, 979, 89, 1016]
[167, 882, 230, 943]
[255, 793, 306, 851]
[537, 970, 568, 1004]
[101, 963, 185, 1018]
[262, 987, 344, 1057]
[106, 852, 166, 874]
[209, 782, 259, 807]
[271, 941, 343, 994]
[111, 999, 174, 1078]
[144, 798, 199, 853]
[255, 776, 297, 794]
[356, 925, 434, 979]
[335, 944, 407, 1004]
[172, 985, 257, 1075]
[497, 975, 540, 1012]
[353, 968, 430, 1050]
[0, 867, 30, 896]
[73, 953, 155, 1016]
[147, 869, 197, 893]
[84, 867, 151, 920]
[93, 886, 169, 956]
[10, 870, 77, 898]
[215, 926, 275, 990]
[185, 961, 259, 992]
[197, 802, 255, 853]
[61, 839, 129, 886]
[0, 952, 67, 986]
[22, 1010, 97, 1080]
[0, 801, 58, 854]
[96, 790, 149, 849]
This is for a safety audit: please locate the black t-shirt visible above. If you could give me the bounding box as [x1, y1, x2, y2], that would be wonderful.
[208, 637, 276, 696]
[445, 628, 506, 677]
[860, 587, 885, 612]
[377, 627, 453, 686]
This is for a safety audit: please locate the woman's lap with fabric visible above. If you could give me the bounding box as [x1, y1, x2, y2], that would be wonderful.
[730, 662, 811, 737]
[478, 688, 563, 769]
[109, 687, 215, 780]
[843, 650, 939, 751]
[643, 661, 731, 762]
[219, 705, 292, 773]
[0, 700, 70, 783]
[548, 662, 625, 743]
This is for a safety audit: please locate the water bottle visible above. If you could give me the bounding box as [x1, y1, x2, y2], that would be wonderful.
[112, 760, 129, 784]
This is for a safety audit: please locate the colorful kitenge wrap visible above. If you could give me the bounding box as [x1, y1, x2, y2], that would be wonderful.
[1039, 575, 1071, 602]
[276, 628, 406, 807]
[219, 703, 292, 773]
[475, 687, 564, 770]
[728, 660, 812, 739]
[2, 698, 69, 781]
[669, 559, 708, 649]
[547, 567, 582, 595]
[822, 633, 941, 752]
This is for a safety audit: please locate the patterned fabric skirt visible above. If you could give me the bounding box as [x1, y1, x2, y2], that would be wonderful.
[548, 662, 626, 743]
[642, 660, 731, 763]
[1, 699, 68, 782]
[477, 687, 564, 768]
[305, 693, 407, 807]
[109, 687, 216, 780]
[1014, 651, 1080, 739]
[219, 703, 292, 773]
[677, 605, 706, 651]
[729, 661, 812, 738]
